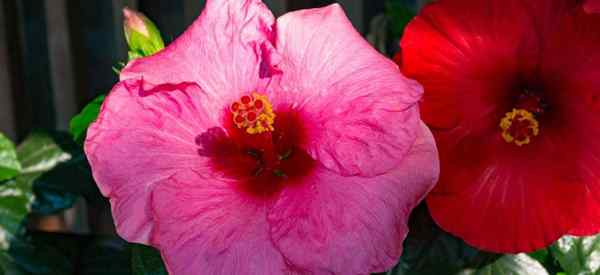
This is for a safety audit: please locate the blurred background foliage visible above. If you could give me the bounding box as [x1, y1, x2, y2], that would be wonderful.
[0, 0, 595, 274]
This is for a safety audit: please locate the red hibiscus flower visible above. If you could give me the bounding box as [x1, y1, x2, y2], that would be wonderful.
[399, 0, 600, 252]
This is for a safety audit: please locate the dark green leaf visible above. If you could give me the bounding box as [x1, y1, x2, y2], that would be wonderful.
[385, 1, 416, 40]
[81, 237, 131, 275]
[26, 232, 131, 275]
[32, 151, 102, 214]
[382, 204, 499, 275]
[0, 236, 73, 275]
[458, 254, 549, 275]
[131, 244, 167, 275]
[528, 248, 564, 274]
[16, 131, 99, 215]
[528, 249, 549, 264]
[0, 133, 21, 181]
[550, 234, 600, 275]
[69, 95, 105, 145]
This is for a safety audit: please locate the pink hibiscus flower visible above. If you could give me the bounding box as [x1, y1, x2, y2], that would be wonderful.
[84, 0, 439, 274]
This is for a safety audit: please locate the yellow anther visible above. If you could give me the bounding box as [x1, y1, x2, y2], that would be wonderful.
[231, 93, 275, 135]
[499, 109, 540, 146]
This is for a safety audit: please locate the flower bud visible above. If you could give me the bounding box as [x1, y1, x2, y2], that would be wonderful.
[123, 7, 165, 60]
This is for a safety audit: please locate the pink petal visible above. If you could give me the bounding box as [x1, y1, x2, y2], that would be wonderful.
[267, 123, 439, 274]
[85, 79, 220, 244]
[150, 171, 290, 275]
[271, 4, 423, 177]
[121, 0, 276, 94]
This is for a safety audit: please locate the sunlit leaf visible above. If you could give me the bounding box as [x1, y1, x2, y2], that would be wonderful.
[459, 254, 549, 275]
[0, 133, 21, 181]
[69, 95, 105, 145]
[15, 131, 99, 215]
[551, 234, 600, 275]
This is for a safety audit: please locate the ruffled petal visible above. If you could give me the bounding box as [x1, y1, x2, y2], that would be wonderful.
[85, 79, 220, 243]
[150, 171, 290, 275]
[121, 0, 276, 95]
[272, 4, 423, 177]
[267, 123, 438, 274]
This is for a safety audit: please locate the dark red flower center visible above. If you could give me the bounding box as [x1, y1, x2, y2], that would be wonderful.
[196, 93, 316, 198]
[499, 92, 544, 146]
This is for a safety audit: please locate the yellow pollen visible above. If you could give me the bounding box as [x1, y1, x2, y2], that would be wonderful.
[499, 108, 540, 146]
[231, 93, 275, 135]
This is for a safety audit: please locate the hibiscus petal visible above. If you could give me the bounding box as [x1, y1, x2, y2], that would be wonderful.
[272, 4, 423, 177]
[150, 171, 290, 275]
[585, 0, 600, 13]
[121, 0, 276, 98]
[85, 79, 220, 244]
[267, 123, 439, 274]
[400, 0, 539, 130]
[570, 197, 600, 236]
[539, 7, 600, 235]
[427, 130, 588, 253]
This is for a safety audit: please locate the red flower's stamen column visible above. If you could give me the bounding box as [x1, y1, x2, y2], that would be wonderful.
[499, 109, 540, 146]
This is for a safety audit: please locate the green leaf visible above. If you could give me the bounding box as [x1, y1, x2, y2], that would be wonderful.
[81, 237, 131, 275]
[16, 131, 100, 215]
[458, 254, 550, 275]
[69, 95, 105, 145]
[528, 248, 565, 274]
[0, 133, 21, 181]
[2, 236, 73, 275]
[2, 232, 132, 275]
[550, 234, 600, 275]
[385, 1, 416, 40]
[131, 244, 167, 275]
[17, 132, 77, 215]
[528, 249, 549, 264]
[32, 150, 102, 214]
[0, 180, 31, 238]
[382, 205, 499, 275]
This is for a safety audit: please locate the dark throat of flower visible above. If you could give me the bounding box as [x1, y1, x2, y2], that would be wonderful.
[197, 93, 316, 198]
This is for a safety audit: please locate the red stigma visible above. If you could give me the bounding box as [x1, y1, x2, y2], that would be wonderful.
[235, 115, 245, 124]
[241, 96, 252, 105]
[247, 112, 257, 122]
[254, 99, 264, 109]
[231, 102, 240, 112]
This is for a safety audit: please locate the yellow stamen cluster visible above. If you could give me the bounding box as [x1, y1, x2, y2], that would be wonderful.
[231, 93, 275, 135]
[499, 109, 540, 146]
